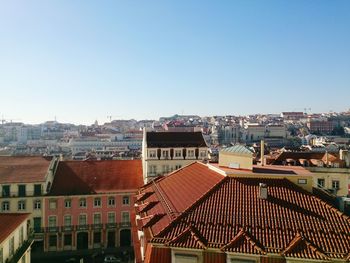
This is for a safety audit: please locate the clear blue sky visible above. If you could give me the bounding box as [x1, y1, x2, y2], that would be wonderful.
[0, 0, 349, 124]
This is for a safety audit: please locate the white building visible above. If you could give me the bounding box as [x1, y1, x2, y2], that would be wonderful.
[142, 130, 209, 183]
[0, 213, 32, 263]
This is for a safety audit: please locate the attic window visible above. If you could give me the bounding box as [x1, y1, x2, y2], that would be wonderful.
[298, 179, 307, 184]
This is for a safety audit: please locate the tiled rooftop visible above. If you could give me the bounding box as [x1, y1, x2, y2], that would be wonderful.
[136, 162, 224, 235]
[49, 160, 143, 195]
[150, 176, 350, 260]
[0, 156, 51, 184]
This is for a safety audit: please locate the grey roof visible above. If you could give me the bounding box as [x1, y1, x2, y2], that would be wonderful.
[220, 145, 253, 155]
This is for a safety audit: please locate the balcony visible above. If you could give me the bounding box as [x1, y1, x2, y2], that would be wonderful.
[46, 226, 59, 232]
[92, 223, 103, 230]
[119, 222, 131, 228]
[8, 238, 34, 263]
[106, 223, 117, 229]
[62, 225, 74, 232]
[41, 223, 131, 233]
[77, 224, 89, 231]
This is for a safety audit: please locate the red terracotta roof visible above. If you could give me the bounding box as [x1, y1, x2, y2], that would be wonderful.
[136, 162, 224, 235]
[0, 156, 51, 184]
[49, 160, 143, 195]
[0, 213, 29, 244]
[151, 176, 350, 260]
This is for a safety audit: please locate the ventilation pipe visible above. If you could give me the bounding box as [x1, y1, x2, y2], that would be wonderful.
[259, 183, 268, 199]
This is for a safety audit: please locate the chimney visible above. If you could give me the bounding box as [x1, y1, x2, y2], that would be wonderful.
[260, 140, 265, 166]
[258, 183, 268, 199]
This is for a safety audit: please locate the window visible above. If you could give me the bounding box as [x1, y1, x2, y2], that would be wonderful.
[162, 165, 170, 173]
[94, 197, 101, 207]
[174, 254, 198, 263]
[230, 259, 256, 263]
[34, 200, 41, 210]
[64, 215, 72, 226]
[122, 196, 130, 205]
[332, 180, 340, 189]
[18, 200, 26, 211]
[64, 234, 72, 246]
[298, 179, 307, 184]
[0, 247, 3, 263]
[175, 164, 182, 170]
[187, 150, 195, 158]
[49, 199, 57, 209]
[48, 216, 57, 227]
[2, 201, 10, 211]
[108, 212, 115, 223]
[108, 197, 115, 207]
[79, 198, 87, 208]
[122, 211, 130, 223]
[175, 150, 182, 157]
[317, 178, 325, 188]
[93, 232, 101, 244]
[79, 214, 87, 225]
[2, 185, 10, 197]
[149, 165, 157, 174]
[162, 150, 169, 159]
[9, 236, 14, 256]
[149, 150, 156, 158]
[18, 185, 26, 197]
[49, 235, 57, 247]
[34, 184, 42, 196]
[200, 150, 207, 158]
[19, 226, 24, 244]
[94, 213, 101, 225]
[65, 199, 71, 208]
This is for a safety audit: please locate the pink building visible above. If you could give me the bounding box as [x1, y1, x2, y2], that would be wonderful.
[43, 160, 143, 252]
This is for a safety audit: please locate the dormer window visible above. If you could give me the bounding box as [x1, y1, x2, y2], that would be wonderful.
[162, 150, 169, 159]
[174, 150, 182, 158]
[199, 150, 207, 158]
[149, 150, 156, 158]
[187, 150, 195, 158]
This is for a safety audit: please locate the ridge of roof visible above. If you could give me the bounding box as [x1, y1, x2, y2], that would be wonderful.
[140, 162, 205, 190]
[136, 201, 159, 214]
[139, 214, 165, 229]
[165, 225, 207, 249]
[135, 191, 155, 203]
[221, 228, 265, 255]
[282, 232, 329, 260]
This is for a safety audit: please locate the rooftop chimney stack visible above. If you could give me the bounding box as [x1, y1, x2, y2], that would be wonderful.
[259, 183, 268, 199]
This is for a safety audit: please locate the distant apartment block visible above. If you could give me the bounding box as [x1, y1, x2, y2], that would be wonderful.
[307, 120, 335, 134]
[142, 131, 209, 183]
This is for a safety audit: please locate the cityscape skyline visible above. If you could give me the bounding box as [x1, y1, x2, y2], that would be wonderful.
[1, 0, 350, 124]
[1, 107, 350, 126]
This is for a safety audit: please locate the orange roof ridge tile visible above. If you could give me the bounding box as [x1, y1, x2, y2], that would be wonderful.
[140, 162, 201, 190]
